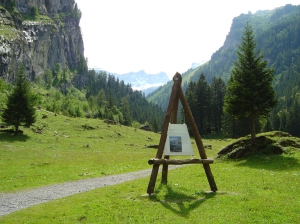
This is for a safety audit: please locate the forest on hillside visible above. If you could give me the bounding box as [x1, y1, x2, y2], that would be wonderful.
[148, 4, 300, 137]
[0, 65, 164, 132]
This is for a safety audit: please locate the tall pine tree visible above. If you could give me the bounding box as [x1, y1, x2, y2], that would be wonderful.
[223, 22, 277, 144]
[195, 73, 209, 134]
[121, 97, 131, 126]
[286, 94, 300, 136]
[2, 65, 36, 134]
[211, 77, 226, 132]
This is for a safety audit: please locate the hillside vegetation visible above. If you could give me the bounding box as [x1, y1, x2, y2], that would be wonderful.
[218, 131, 300, 158]
[0, 109, 162, 192]
[0, 108, 230, 192]
[148, 4, 300, 138]
[0, 67, 165, 133]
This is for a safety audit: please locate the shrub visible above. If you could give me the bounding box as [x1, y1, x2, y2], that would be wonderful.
[30, 6, 39, 17]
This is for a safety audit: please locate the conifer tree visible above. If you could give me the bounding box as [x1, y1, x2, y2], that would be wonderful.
[152, 116, 158, 133]
[1, 65, 36, 134]
[286, 96, 300, 136]
[121, 97, 131, 126]
[31, 6, 39, 18]
[194, 73, 209, 134]
[223, 22, 277, 144]
[211, 77, 226, 132]
[44, 69, 53, 88]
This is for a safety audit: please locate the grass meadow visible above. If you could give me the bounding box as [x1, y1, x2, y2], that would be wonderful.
[1, 110, 300, 223]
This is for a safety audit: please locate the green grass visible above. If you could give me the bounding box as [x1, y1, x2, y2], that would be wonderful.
[0, 6, 53, 40]
[21, 13, 53, 24]
[0, 110, 228, 193]
[0, 5, 19, 40]
[0, 26, 19, 39]
[1, 111, 300, 223]
[0, 110, 165, 192]
[1, 153, 299, 223]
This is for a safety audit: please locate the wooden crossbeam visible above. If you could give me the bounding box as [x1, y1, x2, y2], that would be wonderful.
[148, 158, 214, 165]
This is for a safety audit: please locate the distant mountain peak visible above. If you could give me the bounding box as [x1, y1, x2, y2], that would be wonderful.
[90, 68, 170, 95]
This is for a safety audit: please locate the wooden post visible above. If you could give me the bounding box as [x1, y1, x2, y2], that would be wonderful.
[161, 85, 179, 184]
[147, 73, 181, 194]
[178, 86, 218, 192]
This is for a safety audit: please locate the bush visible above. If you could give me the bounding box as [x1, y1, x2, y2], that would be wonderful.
[4, 0, 16, 12]
[30, 6, 39, 17]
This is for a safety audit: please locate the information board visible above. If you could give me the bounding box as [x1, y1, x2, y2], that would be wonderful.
[164, 123, 194, 156]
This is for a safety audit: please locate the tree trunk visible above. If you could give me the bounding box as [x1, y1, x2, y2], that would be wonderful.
[250, 115, 256, 145]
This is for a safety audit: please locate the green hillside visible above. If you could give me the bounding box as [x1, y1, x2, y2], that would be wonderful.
[147, 68, 198, 110]
[0, 108, 230, 193]
[0, 109, 161, 192]
[148, 4, 300, 112]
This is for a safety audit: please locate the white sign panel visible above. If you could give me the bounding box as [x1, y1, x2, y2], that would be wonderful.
[164, 123, 194, 156]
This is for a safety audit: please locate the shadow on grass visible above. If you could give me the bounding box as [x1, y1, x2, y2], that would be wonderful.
[234, 154, 300, 171]
[149, 184, 216, 218]
[0, 132, 30, 142]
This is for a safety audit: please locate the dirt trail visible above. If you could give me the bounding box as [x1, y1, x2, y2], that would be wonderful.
[0, 168, 156, 216]
[0, 166, 184, 216]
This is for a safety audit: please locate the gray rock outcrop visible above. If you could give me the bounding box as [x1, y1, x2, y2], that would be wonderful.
[0, 0, 84, 82]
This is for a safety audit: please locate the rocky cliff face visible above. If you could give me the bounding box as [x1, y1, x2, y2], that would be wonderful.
[15, 0, 74, 15]
[0, 0, 84, 82]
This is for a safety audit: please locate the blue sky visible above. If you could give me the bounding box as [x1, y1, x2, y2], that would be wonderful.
[76, 0, 300, 79]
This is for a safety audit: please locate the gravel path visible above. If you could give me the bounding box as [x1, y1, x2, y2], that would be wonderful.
[0, 167, 179, 216]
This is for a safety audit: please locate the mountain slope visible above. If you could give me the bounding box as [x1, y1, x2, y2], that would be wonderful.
[114, 70, 169, 88]
[148, 4, 300, 111]
[91, 69, 170, 95]
[147, 68, 195, 109]
[0, 0, 85, 82]
[112, 70, 169, 96]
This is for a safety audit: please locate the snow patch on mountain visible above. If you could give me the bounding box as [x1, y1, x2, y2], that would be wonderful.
[91, 69, 170, 95]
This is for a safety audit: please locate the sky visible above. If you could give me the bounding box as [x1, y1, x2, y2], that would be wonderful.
[75, 0, 300, 79]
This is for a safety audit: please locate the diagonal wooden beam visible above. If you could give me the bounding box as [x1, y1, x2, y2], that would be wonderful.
[178, 85, 218, 192]
[161, 78, 180, 184]
[147, 73, 181, 194]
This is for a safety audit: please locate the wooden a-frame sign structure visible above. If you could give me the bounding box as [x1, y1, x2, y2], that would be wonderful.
[147, 72, 218, 195]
